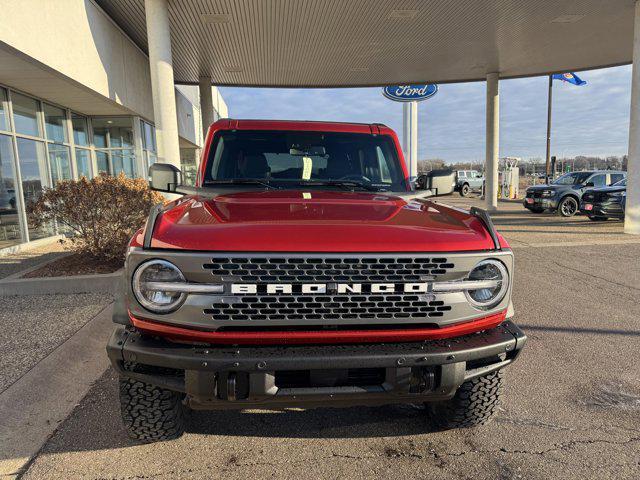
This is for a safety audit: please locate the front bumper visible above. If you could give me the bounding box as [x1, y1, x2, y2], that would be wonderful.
[580, 200, 625, 218]
[107, 321, 526, 409]
[523, 197, 558, 210]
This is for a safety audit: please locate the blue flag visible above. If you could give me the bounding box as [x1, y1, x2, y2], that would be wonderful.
[552, 72, 587, 86]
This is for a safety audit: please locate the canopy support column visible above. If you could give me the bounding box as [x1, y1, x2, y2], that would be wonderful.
[485, 73, 500, 211]
[199, 76, 215, 141]
[145, 0, 180, 168]
[625, 0, 640, 234]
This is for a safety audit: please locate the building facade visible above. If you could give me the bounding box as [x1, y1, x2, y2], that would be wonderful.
[0, 0, 227, 251]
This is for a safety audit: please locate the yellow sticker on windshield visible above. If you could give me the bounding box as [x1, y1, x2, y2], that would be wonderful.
[302, 156, 312, 180]
[303, 192, 312, 199]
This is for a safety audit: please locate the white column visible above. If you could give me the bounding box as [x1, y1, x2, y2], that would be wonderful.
[198, 76, 215, 141]
[402, 102, 410, 164]
[625, 1, 640, 234]
[145, 0, 180, 168]
[485, 73, 500, 211]
[409, 100, 418, 178]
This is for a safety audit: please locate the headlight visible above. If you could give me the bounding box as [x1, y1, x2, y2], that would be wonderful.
[464, 259, 509, 309]
[132, 259, 186, 313]
[541, 190, 555, 198]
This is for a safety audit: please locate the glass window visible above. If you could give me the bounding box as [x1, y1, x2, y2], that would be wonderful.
[92, 117, 133, 148]
[180, 148, 198, 186]
[43, 103, 67, 143]
[47, 144, 72, 184]
[111, 149, 136, 178]
[96, 151, 109, 174]
[71, 114, 89, 146]
[609, 173, 624, 185]
[0, 134, 22, 248]
[590, 174, 606, 187]
[12, 92, 41, 137]
[16, 138, 53, 240]
[0, 88, 9, 132]
[142, 120, 156, 152]
[75, 148, 92, 178]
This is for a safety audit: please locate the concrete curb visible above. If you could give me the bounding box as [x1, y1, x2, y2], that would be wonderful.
[0, 270, 122, 296]
[0, 304, 114, 478]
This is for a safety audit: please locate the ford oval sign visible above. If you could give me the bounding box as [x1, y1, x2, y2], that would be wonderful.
[382, 84, 438, 102]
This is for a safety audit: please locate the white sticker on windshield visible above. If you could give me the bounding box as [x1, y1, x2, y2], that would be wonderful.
[302, 156, 312, 180]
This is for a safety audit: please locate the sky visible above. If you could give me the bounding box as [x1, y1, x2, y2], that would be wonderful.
[218, 64, 632, 164]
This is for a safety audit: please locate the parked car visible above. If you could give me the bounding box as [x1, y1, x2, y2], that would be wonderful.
[580, 178, 626, 221]
[455, 170, 484, 196]
[523, 170, 626, 217]
[107, 119, 526, 442]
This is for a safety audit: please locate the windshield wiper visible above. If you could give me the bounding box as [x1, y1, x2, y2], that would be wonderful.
[295, 180, 379, 192]
[204, 179, 280, 190]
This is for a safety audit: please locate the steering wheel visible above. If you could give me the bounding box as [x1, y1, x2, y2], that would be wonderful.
[338, 174, 371, 182]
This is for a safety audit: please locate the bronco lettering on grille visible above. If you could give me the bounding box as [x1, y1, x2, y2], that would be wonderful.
[230, 283, 429, 295]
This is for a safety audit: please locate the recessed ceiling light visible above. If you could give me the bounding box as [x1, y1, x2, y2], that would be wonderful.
[551, 14, 585, 23]
[388, 9, 418, 19]
[223, 66, 243, 73]
[202, 13, 231, 24]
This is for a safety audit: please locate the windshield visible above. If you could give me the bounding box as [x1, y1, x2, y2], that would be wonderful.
[204, 130, 407, 191]
[552, 172, 591, 185]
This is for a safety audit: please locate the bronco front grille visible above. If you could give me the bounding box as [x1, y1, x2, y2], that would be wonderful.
[202, 255, 455, 323]
[203, 256, 455, 283]
[204, 294, 452, 322]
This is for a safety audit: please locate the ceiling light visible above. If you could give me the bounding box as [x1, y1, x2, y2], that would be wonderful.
[202, 13, 231, 24]
[551, 14, 585, 23]
[388, 9, 418, 19]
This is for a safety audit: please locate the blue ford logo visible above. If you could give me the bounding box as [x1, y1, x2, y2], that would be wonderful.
[382, 84, 438, 102]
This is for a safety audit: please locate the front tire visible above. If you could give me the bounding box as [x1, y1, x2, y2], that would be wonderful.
[558, 196, 579, 217]
[119, 377, 185, 442]
[460, 183, 470, 197]
[426, 370, 503, 429]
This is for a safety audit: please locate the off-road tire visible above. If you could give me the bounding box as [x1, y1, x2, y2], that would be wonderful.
[529, 207, 545, 214]
[588, 215, 608, 221]
[426, 370, 503, 429]
[119, 376, 185, 442]
[460, 183, 470, 197]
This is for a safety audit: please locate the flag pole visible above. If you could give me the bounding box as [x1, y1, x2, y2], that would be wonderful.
[545, 74, 553, 184]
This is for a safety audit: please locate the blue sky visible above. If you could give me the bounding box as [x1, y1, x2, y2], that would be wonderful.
[219, 64, 632, 164]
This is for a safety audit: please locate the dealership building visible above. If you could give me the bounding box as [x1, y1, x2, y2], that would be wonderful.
[0, 0, 228, 251]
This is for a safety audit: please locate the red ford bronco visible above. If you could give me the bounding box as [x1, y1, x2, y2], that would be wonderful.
[107, 119, 526, 441]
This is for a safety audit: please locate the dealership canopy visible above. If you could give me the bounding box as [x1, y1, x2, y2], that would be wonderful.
[97, 0, 635, 87]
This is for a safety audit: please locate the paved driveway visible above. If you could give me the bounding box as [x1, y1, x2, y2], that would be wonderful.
[19, 199, 640, 480]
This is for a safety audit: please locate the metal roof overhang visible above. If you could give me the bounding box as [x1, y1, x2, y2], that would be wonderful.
[96, 0, 635, 87]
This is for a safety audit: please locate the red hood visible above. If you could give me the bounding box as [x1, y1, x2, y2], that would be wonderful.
[144, 191, 501, 252]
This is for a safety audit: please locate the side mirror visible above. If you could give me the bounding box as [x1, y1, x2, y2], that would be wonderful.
[149, 163, 182, 193]
[584, 181, 594, 187]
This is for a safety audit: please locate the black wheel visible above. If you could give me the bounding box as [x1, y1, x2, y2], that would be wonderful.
[426, 370, 503, 429]
[588, 215, 608, 221]
[558, 196, 579, 217]
[460, 183, 470, 197]
[119, 376, 185, 442]
[529, 207, 545, 214]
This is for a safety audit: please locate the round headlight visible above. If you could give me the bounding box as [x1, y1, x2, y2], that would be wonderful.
[132, 259, 186, 313]
[465, 259, 509, 309]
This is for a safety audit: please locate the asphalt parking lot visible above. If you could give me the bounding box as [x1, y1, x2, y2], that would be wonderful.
[14, 198, 640, 479]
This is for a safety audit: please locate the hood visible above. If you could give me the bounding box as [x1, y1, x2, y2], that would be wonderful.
[526, 184, 566, 192]
[148, 190, 499, 252]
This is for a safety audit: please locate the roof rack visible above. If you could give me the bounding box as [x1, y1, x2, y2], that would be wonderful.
[470, 206, 501, 250]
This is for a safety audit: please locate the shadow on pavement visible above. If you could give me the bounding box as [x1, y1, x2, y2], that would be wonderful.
[519, 324, 640, 337]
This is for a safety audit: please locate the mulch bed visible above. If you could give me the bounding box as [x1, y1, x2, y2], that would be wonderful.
[22, 253, 123, 278]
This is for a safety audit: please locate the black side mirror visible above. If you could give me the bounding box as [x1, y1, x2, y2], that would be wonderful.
[584, 181, 594, 187]
[149, 163, 182, 193]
